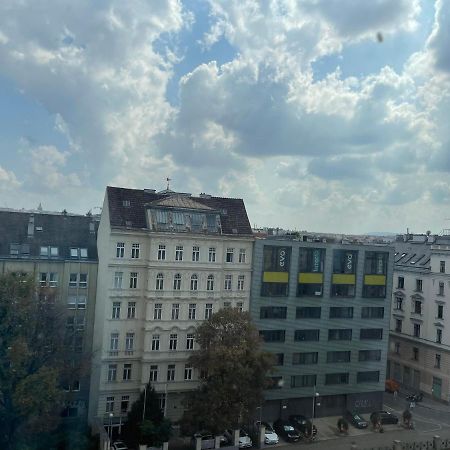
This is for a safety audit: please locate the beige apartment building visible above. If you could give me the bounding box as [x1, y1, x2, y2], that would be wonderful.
[88, 186, 254, 426]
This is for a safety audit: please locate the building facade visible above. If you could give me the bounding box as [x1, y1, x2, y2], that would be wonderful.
[388, 234, 450, 402]
[250, 238, 394, 419]
[89, 187, 254, 425]
[0, 208, 99, 419]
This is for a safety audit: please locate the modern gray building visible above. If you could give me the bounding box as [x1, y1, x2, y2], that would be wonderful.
[250, 238, 394, 419]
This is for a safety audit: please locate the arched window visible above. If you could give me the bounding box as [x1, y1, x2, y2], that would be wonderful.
[156, 273, 164, 290]
[173, 273, 181, 291]
[190, 274, 198, 291]
[207, 274, 214, 291]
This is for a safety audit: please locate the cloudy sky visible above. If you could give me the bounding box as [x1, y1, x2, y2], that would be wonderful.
[0, 0, 449, 234]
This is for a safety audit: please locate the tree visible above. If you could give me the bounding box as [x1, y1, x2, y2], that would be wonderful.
[182, 308, 275, 434]
[122, 382, 172, 449]
[0, 273, 68, 450]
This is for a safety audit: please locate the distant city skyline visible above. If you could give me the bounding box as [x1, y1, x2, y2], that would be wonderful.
[0, 0, 449, 234]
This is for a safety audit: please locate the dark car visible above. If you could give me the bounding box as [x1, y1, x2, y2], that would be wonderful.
[288, 414, 317, 438]
[273, 419, 300, 442]
[344, 411, 368, 429]
[370, 411, 399, 425]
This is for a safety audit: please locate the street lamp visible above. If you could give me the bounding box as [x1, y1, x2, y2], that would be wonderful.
[109, 412, 114, 442]
[311, 386, 319, 433]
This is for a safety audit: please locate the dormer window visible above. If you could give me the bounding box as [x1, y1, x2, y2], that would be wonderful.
[9, 244, 20, 256]
[40, 246, 49, 256]
[70, 248, 78, 258]
[50, 247, 59, 257]
[156, 210, 168, 224]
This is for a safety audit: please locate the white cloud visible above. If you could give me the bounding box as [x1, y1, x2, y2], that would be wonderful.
[0, 165, 21, 189]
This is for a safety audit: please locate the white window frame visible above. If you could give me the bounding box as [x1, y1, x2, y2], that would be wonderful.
[237, 275, 245, 291]
[172, 303, 180, 320]
[69, 273, 77, 287]
[184, 364, 193, 380]
[123, 364, 132, 381]
[114, 272, 123, 289]
[158, 244, 166, 261]
[224, 274, 232, 291]
[131, 243, 140, 259]
[149, 365, 158, 382]
[152, 334, 160, 351]
[190, 274, 198, 291]
[207, 274, 214, 291]
[226, 248, 234, 263]
[79, 273, 87, 288]
[205, 303, 213, 320]
[192, 245, 200, 262]
[127, 301, 136, 319]
[239, 249, 246, 263]
[175, 245, 183, 261]
[186, 333, 194, 350]
[112, 302, 121, 319]
[154, 303, 162, 320]
[173, 273, 181, 290]
[169, 333, 178, 350]
[208, 247, 216, 262]
[130, 272, 138, 289]
[188, 303, 196, 320]
[116, 242, 125, 258]
[156, 273, 164, 290]
[108, 364, 117, 382]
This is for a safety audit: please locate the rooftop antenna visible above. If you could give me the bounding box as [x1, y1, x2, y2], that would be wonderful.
[166, 177, 171, 190]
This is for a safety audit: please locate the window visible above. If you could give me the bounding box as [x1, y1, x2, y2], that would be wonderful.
[123, 364, 132, 381]
[395, 296, 403, 310]
[205, 303, 213, 319]
[156, 210, 168, 224]
[414, 300, 422, 314]
[40, 272, 47, 287]
[130, 272, 138, 289]
[292, 352, 318, 365]
[329, 307, 353, 319]
[437, 328, 442, 343]
[224, 301, 231, 308]
[173, 211, 185, 226]
[171, 303, 179, 320]
[72, 381, 80, 391]
[294, 329, 320, 341]
[435, 354, 441, 369]
[357, 371, 379, 383]
[296, 307, 321, 319]
[40, 246, 49, 256]
[439, 282, 445, 296]
[226, 248, 234, 263]
[106, 397, 114, 413]
[398, 276, 405, 289]
[327, 351, 351, 363]
[69, 273, 77, 287]
[131, 243, 140, 259]
[416, 279, 423, 292]
[121, 395, 130, 413]
[207, 274, 214, 291]
[167, 364, 175, 381]
[125, 333, 134, 352]
[127, 302, 136, 319]
[413, 347, 419, 361]
[259, 330, 286, 342]
[236, 302, 243, 312]
[237, 275, 245, 290]
[359, 349, 381, 362]
[328, 329, 352, 341]
[260, 306, 287, 319]
[49, 272, 58, 287]
[50, 246, 59, 257]
[275, 353, 284, 366]
[190, 274, 198, 291]
[149, 365, 158, 382]
[224, 274, 232, 290]
[192, 246, 200, 262]
[291, 374, 316, 388]
[152, 334, 160, 351]
[209, 247, 216, 262]
[9, 243, 20, 256]
[112, 302, 121, 319]
[297, 248, 325, 296]
[414, 323, 421, 338]
[331, 284, 355, 297]
[108, 364, 117, 382]
[116, 243, 125, 258]
[157, 244, 166, 261]
[437, 304, 444, 319]
[325, 373, 349, 385]
[361, 307, 384, 319]
[188, 303, 196, 320]
[154, 303, 162, 320]
[184, 364, 193, 380]
[79, 273, 87, 288]
[70, 248, 78, 258]
[186, 333, 194, 350]
[175, 245, 183, 261]
[169, 333, 178, 350]
[156, 273, 164, 290]
[395, 342, 400, 354]
[114, 272, 123, 289]
[440, 261, 446, 273]
[332, 250, 357, 297]
[262, 245, 291, 297]
[395, 319, 402, 333]
[173, 273, 181, 290]
[239, 249, 246, 263]
[360, 328, 383, 340]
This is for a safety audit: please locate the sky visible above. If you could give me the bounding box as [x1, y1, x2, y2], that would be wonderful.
[0, 0, 449, 234]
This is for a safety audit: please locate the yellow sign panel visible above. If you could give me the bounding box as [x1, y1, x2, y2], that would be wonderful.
[364, 275, 386, 286]
[298, 273, 323, 284]
[263, 272, 289, 283]
[332, 274, 356, 285]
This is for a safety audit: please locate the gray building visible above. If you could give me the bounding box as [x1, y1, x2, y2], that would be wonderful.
[250, 238, 394, 419]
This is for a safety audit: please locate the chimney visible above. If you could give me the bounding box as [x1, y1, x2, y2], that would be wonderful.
[27, 214, 35, 238]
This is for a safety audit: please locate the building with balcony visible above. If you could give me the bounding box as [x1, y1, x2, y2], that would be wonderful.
[388, 234, 450, 402]
[88, 186, 253, 425]
[250, 238, 394, 419]
[0, 207, 99, 419]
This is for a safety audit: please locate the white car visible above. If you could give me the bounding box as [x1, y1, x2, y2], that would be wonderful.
[225, 429, 253, 448]
[111, 441, 128, 450]
[261, 423, 279, 445]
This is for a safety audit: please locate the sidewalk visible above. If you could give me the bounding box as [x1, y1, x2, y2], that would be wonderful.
[394, 391, 450, 413]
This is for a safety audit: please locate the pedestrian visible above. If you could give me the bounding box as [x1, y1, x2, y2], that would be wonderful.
[410, 400, 415, 409]
[394, 389, 398, 400]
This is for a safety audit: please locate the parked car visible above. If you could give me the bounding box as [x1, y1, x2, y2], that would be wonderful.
[385, 379, 400, 393]
[273, 419, 300, 442]
[344, 411, 368, 429]
[111, 441, 128, 450]
[224, 429, 252, 448]
[288, 414, 317, 438]
[370, 411, 399, 425]
[191, 431, 216, 450]
[255, 422, 279, 444]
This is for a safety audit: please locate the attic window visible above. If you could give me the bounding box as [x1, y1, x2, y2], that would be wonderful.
[35, 226, 43, 232]
[9, 244, 20, 256]
[122, 200, 131, 207]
